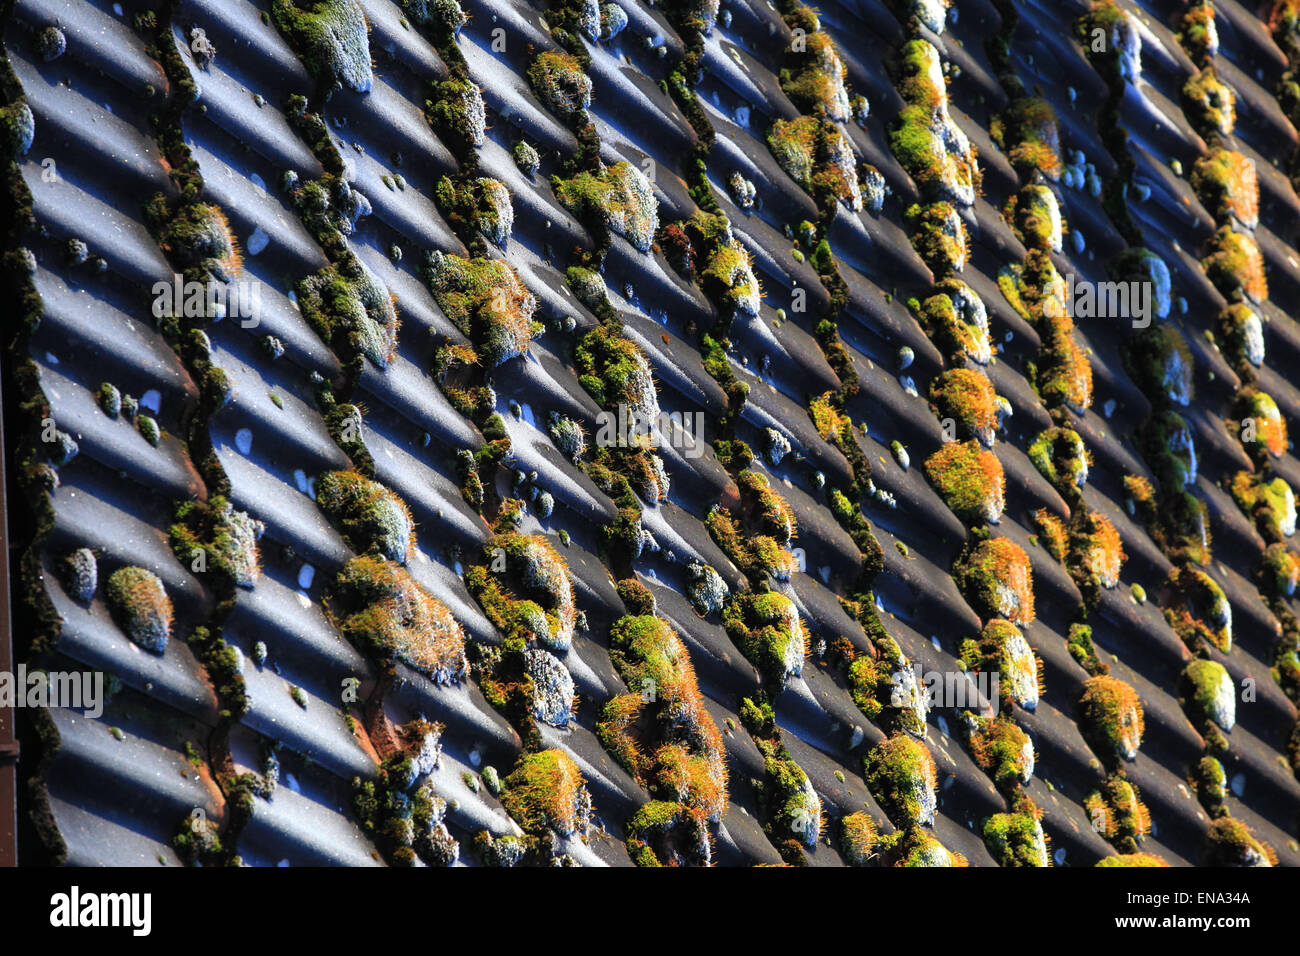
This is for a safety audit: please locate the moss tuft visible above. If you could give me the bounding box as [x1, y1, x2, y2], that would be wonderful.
[466, 531, 577, 651]
[170, 497, 265, 588]
[422, 252, 537, 366]
[982, 811, 1048, 867]
[1204, 817, 1276, 866]
[767, 115, 862, 210]
[1028, 427, 1090, 493]
[271, 0, 372, 93]
[1164, 566, 1233, 653]
[1192, 147, 1258, 228]
[960, 618, 1041, 711]
[1202, 225, 1267, 304]
[501, 749, 592, 837]
[528, 50, 592, 118]
[839, 811, 878, 865]
[106, 566, 173, 653]
[554, 161, 659, 252]
[316, 470, 414, 562]
[159, 203, 242, 283]
[1086, 775, 1151, 851]
[906, 201, 968, 276]
[722, 591, 807, 686]
[929, 369, 1003, 446]
[924, 441, 1005, 525]
[333, 555, 468, 682]
[1078, 675, 1145, 761]
[954, 537, 1035, 624]
[298, 258, 400, 368]
[864, 734, 937, 827]
[1183, 66, 1235, 136]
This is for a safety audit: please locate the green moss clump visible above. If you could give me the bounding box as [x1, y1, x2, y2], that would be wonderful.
[865, 735, 937, 827]
[955, 537, 1035, 625]
[625, 800, 711, 866]
[427, 79, 486, 147]
[316, 470, 414, 563]
[501, 749, 592, 837]
[1163, 566, 1233, 653]
[846, 636, 926, 736]
[722, 591, 806, 686]
[888, 38, 977, 205]
[1078, 675, 1145, 761]
[0, 100, 35, 158]
[1067, 508, 1126, 595]
[700, 237, 761, 318]
[1123, 325, 1194, 407]
[924, 440, 1005, 525]
[1191, 147, 1258, 228]
[527, 50, 592, 118]
[106, 566, 173, 653]
[512, 140, 540, 176]
[905, 202, 968, 276]
[960, 618, 1041, 710]
[297, 259, 400, 368]
[614, 579, 656, 616]
[1181, 658, 1235, 732]
[172, 809, 224, 867]
[60, 548, 98, 604]
[1028, 427, 1090, 494]
[1216, 303, 1265, 371]
[1076, 1, 1141, 82]
[401, 0, 466, 31]
[1095, 852, 1169, 867]
[574, 323, 658, 415]
[159, 203, 242, 282]
[918, 280, 991, 365]
[839, 811, 878, 866]
[1001, 97, 1062, 181]
[929, 368, 1003, 446]
[1137, 410, 1197, 493]
[1085, 775, 1151, 851]
[553, 161, 659, 252]
[895, 37, 946, 114]
[1260, 543, 1300, 598]
[964, 715, 1034, 789]
[170, 497, 265, 588]
[598, 614, 728, 822]
[566, 265, 607, 311]
[271, 0, 372, 93]
[1233, 388, 1287, 461]
[1005, 184, 1064, 252]
[762, 748, 822, 850]
[97, 382, 121, 418]
[706, 473, 799, 584]
[1202, 225, 1267, 304]
[466, 531, 577, 651]
[767, 115, 862, 210]
[422, 251, 538, 366]
[779, 32, 850, 121]
[1183, 67, 1235, 137]
[982, 812, 1048, 867]
[1033, 311, 1093, 411]
[436, 176, 515, 246]
[1228, 472, 1296, 543]
[1179, 2, 1218, 64]
[333, 555, 468, 682]
[877, 826, 967, 867]
[1204, 817, 1276, 866]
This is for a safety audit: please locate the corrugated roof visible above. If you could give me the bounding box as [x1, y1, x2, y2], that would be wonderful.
[1, 0, 1298, 867]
